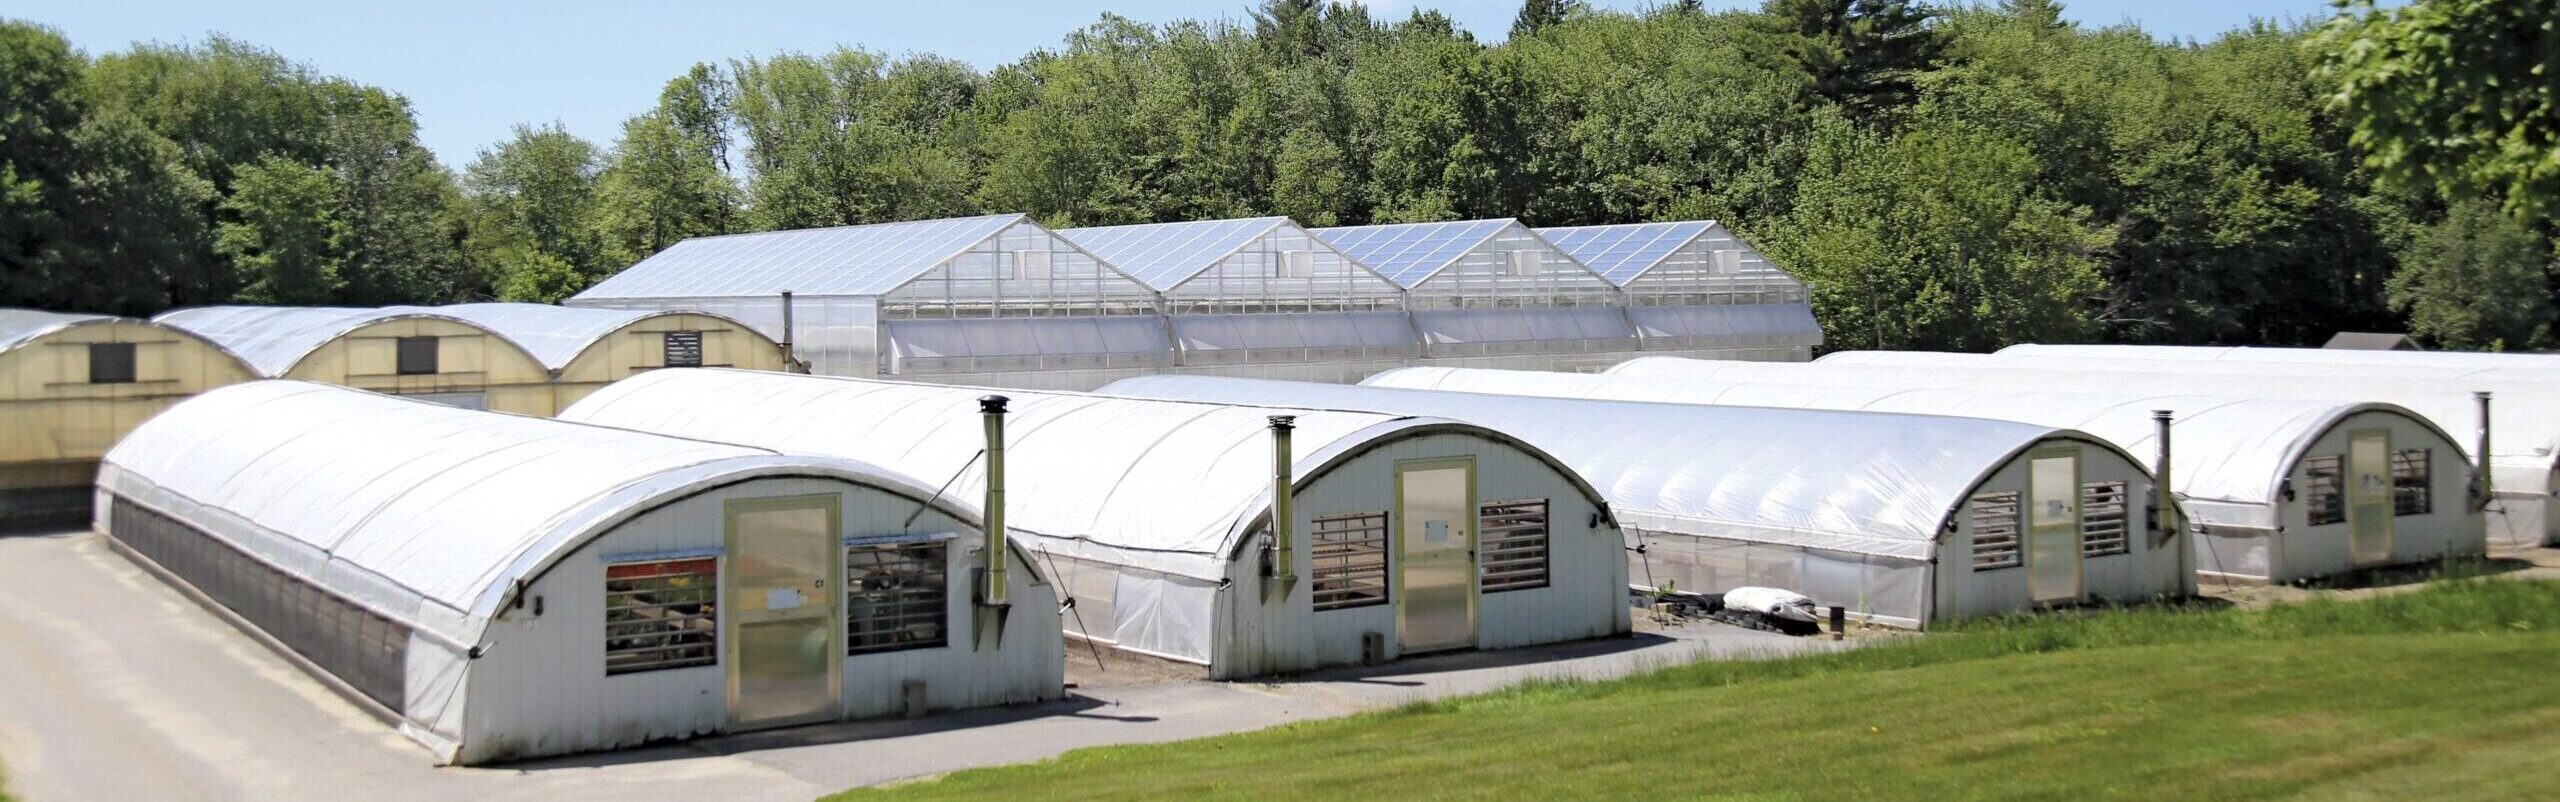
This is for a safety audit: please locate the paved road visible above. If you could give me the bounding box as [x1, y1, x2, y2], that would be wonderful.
[0, 529, 1841, 801]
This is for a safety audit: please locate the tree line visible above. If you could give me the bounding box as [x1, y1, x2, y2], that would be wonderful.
[2, 0, 2553, 350]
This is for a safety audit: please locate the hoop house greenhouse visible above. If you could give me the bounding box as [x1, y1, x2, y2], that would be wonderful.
[1315, 219, 1638, 371]
[1613, 354, 2541, 550]
[154, 306, 555, 414]
[0, 309, 256, 522]
[1536, 221, 1820, 361]
[1102, 375, 2186, 628]
[1370, 367, 2481, 585]
[560, 369, 1630, 678]
[565, 214, 1162, 389]
[96, 381, 1062, 765]
[425, 303, 787, 409]
[1060, 217, 1418, 383]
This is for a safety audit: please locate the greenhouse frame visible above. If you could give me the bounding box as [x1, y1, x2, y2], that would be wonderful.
[1061, 217, 1419, 383]
[0, 309, 257, 522]
[1616, 353, 2532, 551]
[1372, 367, 2480, 585]
[154, 305, 556, 415]
[425, 303, 788, 410]
[1102, 375, 2187, 628]
[1536, 221, 1820, 361]
[96, 381, 1063, 765]
[1315, 219, 1642, 371]
[561, 369, 1630, 678]
[565, 213, 1164, 387]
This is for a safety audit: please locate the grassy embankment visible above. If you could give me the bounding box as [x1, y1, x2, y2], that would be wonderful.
[836, 578, 2560, 801]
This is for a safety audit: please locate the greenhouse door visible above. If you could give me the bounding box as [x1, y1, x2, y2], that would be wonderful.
[1396, 457, 1477, 654]
[724, 495, 842, 731]
[2027, 450, 2084, 603]
[2347, 430, 2396, 566]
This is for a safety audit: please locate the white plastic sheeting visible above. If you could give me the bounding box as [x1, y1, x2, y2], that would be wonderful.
[153, 306, 535, 377]
[559, 369, 1455, 580]
[1169, 311, 1422, 363]
[1098, 375, 2088, 562]
[418, 303, 769, 371]
[1627, 305, 1822, 350]
[1367, 366, 2449, 532]
[2001, 343, 2560, 372]
[572, 214, 1027, 298]
[0, 308, 111, 352]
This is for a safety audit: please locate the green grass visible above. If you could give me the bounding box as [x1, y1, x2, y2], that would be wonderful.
[833, 579, 2560, 801]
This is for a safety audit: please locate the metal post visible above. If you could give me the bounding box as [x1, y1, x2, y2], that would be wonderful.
[2157, 410, 2193, 596]
[980, 395, 1009, 606]
[778, 290, 801, 373]
[1269, 415, 1297, 582]
[1828, 605, 1844, 641]
[2475, 391, 2494, 512]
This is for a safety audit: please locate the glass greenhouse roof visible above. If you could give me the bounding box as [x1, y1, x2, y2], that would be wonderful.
[1059, 217, 1294, 290]
[572, 213, 1028, 300]
[1538, 221, 1717, 286]
[1313, 219, 1515, 286]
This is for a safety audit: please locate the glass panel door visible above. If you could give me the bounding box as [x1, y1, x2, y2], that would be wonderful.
[724, 495, 841, 730]
[1396, 458, 1477, 654]
[2027, 451, 2083, 603]
[2348, 430, 2395, 566]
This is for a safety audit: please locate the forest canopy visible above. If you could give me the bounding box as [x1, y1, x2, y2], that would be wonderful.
[2, 0, 2553, 351]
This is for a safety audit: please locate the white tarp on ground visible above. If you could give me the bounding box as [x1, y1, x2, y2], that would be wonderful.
[1366, 366, 2452, 532]
[96, 380, 957, 648]
[1098, 375, 2089, 562]
[559, 369, 1454, 581]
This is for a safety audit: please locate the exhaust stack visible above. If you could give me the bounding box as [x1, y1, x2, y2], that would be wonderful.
[980, 395, 1010, 606]
[2475, 391, 2494, 512]
[1269, 416, 1297, 583]
[779, 290, 804, 373]
[2156, 410, 2193, 594]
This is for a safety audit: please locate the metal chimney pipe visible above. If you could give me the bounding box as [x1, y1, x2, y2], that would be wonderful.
[1269, 415, 1297, 582]
[980, 395, 1010, 606]
[2155, 410, 2192, 594]
[778, 290, 801, 373]
[2475, 391, 2494, 512]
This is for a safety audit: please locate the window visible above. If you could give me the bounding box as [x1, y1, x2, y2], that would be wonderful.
[1478, 499, 1550, 592]
[1273, 250, 1316, 278]
[2080, 481, 2130, 557]
[394, 336, 439, 375]
[2304, 455, 2345, 526]
[2392, 449, 2432, 516]
[88, 342, 136, 384]
[1311, 511, 1389, 610]
[846, 540, 948, 655]
[604, 558, 717, 675]
[1969, 491, 2022, 570]
[662, 332, 704, 368]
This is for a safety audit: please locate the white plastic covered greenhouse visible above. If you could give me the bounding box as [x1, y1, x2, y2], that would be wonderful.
[424, 302, 787, 409]
[96, 381, 1063, 765]
[1537, 221, 1820, 361]
[565, 213, 1163, 387]
[1613, 354, 2543, 550]
[1060, 217, 1417, 382]
[1101, 375, 2187, 628]
[560, 369, 1629, 678]
[1371, 367, 2482, 584]
[1315, 219, 1641, 371]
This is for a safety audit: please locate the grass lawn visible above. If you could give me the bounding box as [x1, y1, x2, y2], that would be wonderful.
[836, 579, 2560, 801]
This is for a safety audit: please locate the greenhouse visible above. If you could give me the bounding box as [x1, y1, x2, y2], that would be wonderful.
[1371, 367, 2480, 585]
[0, 309, 257, 523]
[1061, 217, 1417, 384]
[1536, 221, 1821, 361]
[2003, 343, 2560, 371]
[1315, 219, 1638, 371]
[426, 303, 788, 410]
[1614, 354, 2537, 551]
[565, 213, 1164, 388]
[561, 369, 1630, 678]
[97, 381, 1062, 765]
[1102, 375, 2186, 628]
[154, 305, 555, 415]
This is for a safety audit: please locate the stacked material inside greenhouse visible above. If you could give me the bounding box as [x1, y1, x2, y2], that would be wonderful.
[1101, 375, 2186, 627]
[0, 309, 257, 522]
[97, 381, 1062, 765]
[561, 369, 1630, 677]
[1369, 366, 2481, 584]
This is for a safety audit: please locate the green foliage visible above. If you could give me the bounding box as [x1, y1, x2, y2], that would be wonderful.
[2314, 0, 2560, 220]
[2389, 198, 2558, 350]
[217, 155, 345, 304]
[491, 249, 585, 303]
[464, 122, 603, 278]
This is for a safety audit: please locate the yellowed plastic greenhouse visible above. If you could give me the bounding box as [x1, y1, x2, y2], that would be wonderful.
[0, 309, 257, 522]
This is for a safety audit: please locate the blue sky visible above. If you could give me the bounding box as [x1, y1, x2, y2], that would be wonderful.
[8, 0, 2343, 169]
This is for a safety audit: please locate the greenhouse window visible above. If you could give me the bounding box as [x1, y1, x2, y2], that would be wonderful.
[1969, 491, 2022, 570]
[2304, 456, 2345, 526]
[2392, 449, 2431, 516]
[395, 336, 439, 375]
[662, 332, 704, 368]
[604, 558, 718, 675]
[1311, 511, 1389, 610]
[1478, 499, 1550, 592]
[88, 342, 136, 384]
[2080, 481, 2129, 557]
[846, 541, 948, 655]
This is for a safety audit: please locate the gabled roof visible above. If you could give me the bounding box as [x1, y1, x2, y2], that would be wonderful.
[1312, 219, 1521, 287]
[572, 213, 1033, 300]
[1057, 217, 1298, 290]
[1536, 221, 1718, 286]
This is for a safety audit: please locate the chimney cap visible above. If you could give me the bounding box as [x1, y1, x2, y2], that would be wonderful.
[2152, 409, 2173, 420]
[1268, 415, 1296, 430]
[979, 395, 1010, 414]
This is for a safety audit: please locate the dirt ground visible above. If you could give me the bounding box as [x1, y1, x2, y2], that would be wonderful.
[2202, 546, 2560, 609]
